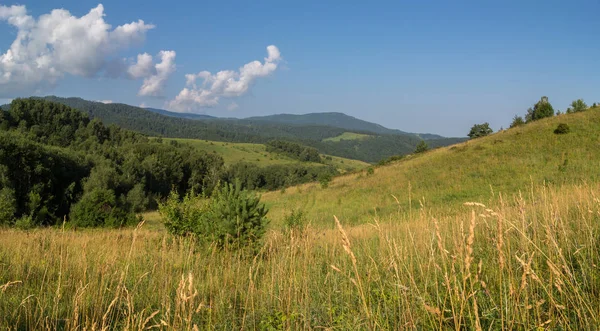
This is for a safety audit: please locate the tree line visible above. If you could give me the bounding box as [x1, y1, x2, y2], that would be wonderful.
[0, 99, 341, 228]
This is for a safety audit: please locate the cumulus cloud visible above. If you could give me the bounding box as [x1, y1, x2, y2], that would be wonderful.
[133, 50, 176, 97]
[227, 102, 239, 111]
[97, 100, 113, 104]
[0, 4, 154, 97]
[168, 45, 282, 112]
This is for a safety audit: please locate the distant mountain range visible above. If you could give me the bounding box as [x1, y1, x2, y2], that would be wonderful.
[144, 107, 444, 140]
[1, 97, 465, 163]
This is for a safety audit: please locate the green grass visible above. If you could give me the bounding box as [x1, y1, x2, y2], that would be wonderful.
[2, 108, 600, 329]
[263, 107, 600, 226]
[322, 131, 372, 142]
[165, 137, 370, 172]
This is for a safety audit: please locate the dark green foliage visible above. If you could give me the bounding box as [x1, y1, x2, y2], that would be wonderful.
[467, 122, 493, 139]
[566, 99, 588, 113]
[367, 167, 375, 176]
[223, 162, 338, 191]
[510, 115, 525, 128]
[0, 187, 16, 225]
[414, 140, 429, 153]
[0, 131, 90, 226]
[554, 123, 571, 134]
[69, 188, 137, 228]
[525, 96, 554, 122]
[0, 98, 225, 228]
[160, 182, 269, 250]
[318, 173, 332, 188]
[266, 140, 322, 162]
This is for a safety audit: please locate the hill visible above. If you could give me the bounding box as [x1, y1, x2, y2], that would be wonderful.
[20, 96, 464, 163]
[262, 106, 600, 225]
[145, 107, 215, 120]
[245, 112, 445, 139]
[164, 138, 369, 172]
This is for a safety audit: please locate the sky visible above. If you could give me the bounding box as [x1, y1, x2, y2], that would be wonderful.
[0, 1, 599, 137]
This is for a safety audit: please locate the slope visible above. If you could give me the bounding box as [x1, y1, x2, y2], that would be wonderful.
[262, 107, 600, 225]
[245, 112, 444, 139]
[164, 138, 369, 172]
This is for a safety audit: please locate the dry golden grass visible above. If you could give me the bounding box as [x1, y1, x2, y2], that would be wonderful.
[1, 182, 599, 329]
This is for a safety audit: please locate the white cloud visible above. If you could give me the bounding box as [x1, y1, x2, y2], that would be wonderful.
[139, 102, 147, 108]
[0, 4, 154, 97]
[97, 100, 113, 104]
[168, 45, 282, 112]
[135, 50, 176, 97]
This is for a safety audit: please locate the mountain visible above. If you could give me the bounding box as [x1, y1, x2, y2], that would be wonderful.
[245, 112, 445, 140]
[145, 107, 215, 120]
[8, 96, 463, 163]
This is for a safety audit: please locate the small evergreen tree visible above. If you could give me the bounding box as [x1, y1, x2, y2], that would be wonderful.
[414, 140, 428, 153]
[510, 115, 525, 128]
[525, 96, 554, 122]
[467, 122, 493, 139]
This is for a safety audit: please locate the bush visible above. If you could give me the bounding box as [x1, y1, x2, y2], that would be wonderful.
[69, 188, 137, 228]
[554, 123, 570, 135]
[414, 141, 428, 153]
[283, 209, 306, 233]
[467, 122, 493, 139]
[510, 115, 525, 128]
[160, 181, 269, 250]
[318, 173, 332, 188]
[367, 167, 375, 176]
[0, 187, 16, 225]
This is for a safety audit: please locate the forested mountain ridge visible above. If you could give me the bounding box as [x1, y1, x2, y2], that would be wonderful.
[0, 99, 341, 228]
[245, 112, 444, 139]
[15, 96, 464, 163]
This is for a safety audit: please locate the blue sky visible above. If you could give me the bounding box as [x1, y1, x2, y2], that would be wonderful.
[1, 0, 599, 136]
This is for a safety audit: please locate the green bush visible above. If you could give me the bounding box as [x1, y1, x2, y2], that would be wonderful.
[318, 173, 332, 188]
[283, 209, 306, 232]
[160, 181, 269, 250]
[367, 167, 375, 176]
[554, 123, 571, 135]
[69, 188, 137, 228]
[0, 187, 16, 225]
[414, 140, 428, 153]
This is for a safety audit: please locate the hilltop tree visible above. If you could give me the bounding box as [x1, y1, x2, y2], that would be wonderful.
[467, 122, 493, 139]
[414, 140, 428, 153]
[525, 96, 554, 122]
[566, 99, 587, 113]
[509, 115, 525, 128]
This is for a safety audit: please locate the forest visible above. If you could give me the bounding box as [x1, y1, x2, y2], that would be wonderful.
[0, 99, 339, 228]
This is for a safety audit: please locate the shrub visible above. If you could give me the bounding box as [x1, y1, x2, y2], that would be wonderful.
[367, 167, 375, 176]
[318, 173, 332, 188]
[554, 123, 570, 135]
[283, 209, 306, 232]
[467, 122, 493, 139]
[510, 115, 525, 128]
[160, 181, 269, 250]
[414, 140, 428, 153]
[0, 187, 16, 225]
[70, 188, 137, 228]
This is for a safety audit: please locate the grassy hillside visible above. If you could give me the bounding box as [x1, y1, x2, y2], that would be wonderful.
[262, 107, 600, 225]
[2, 108, 600, 329]
[166, 138, 370, 172]
[323, 132, 372, 142]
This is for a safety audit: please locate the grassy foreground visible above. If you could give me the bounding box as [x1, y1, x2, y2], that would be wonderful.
[1, 182, 599, 329]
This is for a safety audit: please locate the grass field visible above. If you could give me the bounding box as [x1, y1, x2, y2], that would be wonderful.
[322, 132, 372, 142]
[164, 138, 370, 173]
[262, 108, 600, 226]
[1, 109, 600, 329]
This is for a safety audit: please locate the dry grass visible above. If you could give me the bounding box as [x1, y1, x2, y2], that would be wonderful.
[1, 182, 599, 329]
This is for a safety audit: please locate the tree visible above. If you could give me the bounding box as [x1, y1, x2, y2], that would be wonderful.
[525, 96, 554, 122]
[510, 115, 525, 128]
[467, 123, 493, 139]
[414, 140, 428, 153]
[566, 99, 587, 113]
